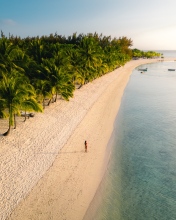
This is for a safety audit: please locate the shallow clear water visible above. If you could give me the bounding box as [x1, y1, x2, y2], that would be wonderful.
[84, 61, 176, 220]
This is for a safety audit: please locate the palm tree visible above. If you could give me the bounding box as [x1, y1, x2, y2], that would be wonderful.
[0, 71, 43, 136]
[0, 37, 25, 74]
[20, 83, 43, 122]
[0, 98, 8, 118]
[78, 36, 103, 82]
[20, 98, 42, 122]
[40, 59, 75, 104]
[61, 46, 84, 87]
[102, 46, 117, 71]
[28, 39, 45, 64]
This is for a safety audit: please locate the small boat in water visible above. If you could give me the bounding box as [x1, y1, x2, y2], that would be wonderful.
[138, 68, 147, 71]
[168, 69, 175, 71]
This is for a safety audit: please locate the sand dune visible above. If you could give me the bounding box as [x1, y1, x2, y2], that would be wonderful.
[0, 59, 168, 220]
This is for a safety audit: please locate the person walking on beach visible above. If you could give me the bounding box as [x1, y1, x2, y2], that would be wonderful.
[84, 140, 87, 152]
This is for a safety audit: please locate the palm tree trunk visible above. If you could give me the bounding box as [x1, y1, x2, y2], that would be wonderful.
[4, 104, 12, 136]
[55, 92, 58, 102]
[3, 118, 11, 136]
[43, 99, 45, 109]
[48, 99, 52, 106]
[3, 127, 11, 136]
[24, 110, 27, 122]
[14, 114, 16, 129]
[78, 84, 82, 89]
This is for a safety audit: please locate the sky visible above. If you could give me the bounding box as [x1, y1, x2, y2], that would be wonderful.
[0, 0, 176, 50]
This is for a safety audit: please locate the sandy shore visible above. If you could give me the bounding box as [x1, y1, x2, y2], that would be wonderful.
[0, 59, 172, 220]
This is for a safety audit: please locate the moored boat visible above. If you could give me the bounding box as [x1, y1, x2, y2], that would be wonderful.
[138, 68, 147, 71]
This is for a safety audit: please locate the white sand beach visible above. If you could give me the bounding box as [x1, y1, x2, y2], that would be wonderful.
[0, 59, 172, 220]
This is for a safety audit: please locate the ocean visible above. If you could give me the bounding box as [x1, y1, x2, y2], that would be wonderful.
[155, 50, 176, 58]
[83, 56, 176, 219]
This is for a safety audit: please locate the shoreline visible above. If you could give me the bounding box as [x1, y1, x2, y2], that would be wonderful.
[1, 59, 174, 220]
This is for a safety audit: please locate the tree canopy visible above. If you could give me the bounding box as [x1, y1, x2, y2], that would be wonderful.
[0, 31, 158, 135]
[132, 48, 161, 59]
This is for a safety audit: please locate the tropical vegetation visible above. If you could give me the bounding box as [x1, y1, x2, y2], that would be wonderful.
[132, 48, 161, 59]
[0, 31, 159, 135]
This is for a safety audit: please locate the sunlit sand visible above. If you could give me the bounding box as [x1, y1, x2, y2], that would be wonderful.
[1, 58, 173, 220]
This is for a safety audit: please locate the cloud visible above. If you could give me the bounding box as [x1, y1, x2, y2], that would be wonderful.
[2, 19, 17, 26]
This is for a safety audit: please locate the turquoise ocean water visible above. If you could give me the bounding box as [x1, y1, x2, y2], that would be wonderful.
[84, 55, 176, 220]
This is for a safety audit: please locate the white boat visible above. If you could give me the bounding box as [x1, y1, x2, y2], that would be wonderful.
[138, 68, 147, 71]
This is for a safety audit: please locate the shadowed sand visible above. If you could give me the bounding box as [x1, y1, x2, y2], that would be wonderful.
[1, 59, 171, 220]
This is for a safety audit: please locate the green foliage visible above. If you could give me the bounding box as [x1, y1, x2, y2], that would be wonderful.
[132, 48, 161, 59]
[0, 31, 134, 135]
[0, 71, 43, 135]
